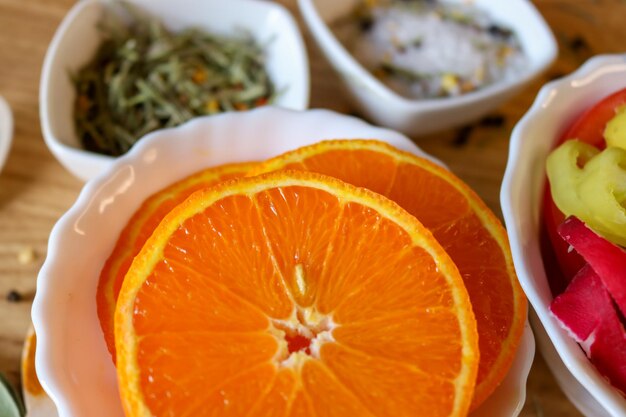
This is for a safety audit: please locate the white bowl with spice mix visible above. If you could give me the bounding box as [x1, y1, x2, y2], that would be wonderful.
[299, 0, 557, 136]
[40, 0, 309, 181]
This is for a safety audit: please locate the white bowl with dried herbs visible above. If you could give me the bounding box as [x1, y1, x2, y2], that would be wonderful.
[40, 0, 309, 181]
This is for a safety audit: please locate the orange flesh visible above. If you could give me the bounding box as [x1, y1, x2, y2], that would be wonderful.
[116, 172, 478, 417]
[388, 162, 514, 397]
[97, 163, 254, 360]
[251, 141, 527, 408]
[22, 330, 43, 396]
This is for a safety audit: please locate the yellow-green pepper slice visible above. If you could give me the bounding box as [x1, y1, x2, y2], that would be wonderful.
[546, 140, 626, 247]
[604, 105, 626, 149]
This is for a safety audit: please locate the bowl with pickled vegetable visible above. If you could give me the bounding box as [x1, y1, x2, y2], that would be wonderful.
[501, 54, 626, 417]
[299, 0, 556, 136]
[40, 0, 309, 181]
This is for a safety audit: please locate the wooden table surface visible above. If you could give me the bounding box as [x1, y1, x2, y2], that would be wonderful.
[1, 0, 624, 415]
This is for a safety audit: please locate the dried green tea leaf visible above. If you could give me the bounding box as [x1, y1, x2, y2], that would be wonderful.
[72, 2, 276, 156]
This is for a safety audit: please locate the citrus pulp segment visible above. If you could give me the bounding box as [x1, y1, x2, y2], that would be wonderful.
[97, 162, 255, 360]
[250, 140, 527, 408]
[114, 171, 479, 417]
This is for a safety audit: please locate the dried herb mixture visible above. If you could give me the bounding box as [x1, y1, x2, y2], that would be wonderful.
[73, 5, 276, 156]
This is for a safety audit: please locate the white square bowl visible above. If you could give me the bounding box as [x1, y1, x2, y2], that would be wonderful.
[298, 0, 557, 136]
[40, 0, 309, 181]
[501, 54, 626, 417]
[0, 95, 13, 174]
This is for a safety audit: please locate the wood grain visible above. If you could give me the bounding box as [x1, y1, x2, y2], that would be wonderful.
[1, 0, 624, 415]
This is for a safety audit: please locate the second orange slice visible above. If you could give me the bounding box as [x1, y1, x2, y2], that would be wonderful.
[115, 171, 479, 417]
[97, 162, 255, 360]
[250, 140, 527, 408]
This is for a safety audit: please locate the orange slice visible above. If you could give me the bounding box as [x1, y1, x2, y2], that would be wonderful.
[97, 162, 254, 361]
[22, 327, 43, 398]
[250, 140, 527, 409]
[115, 171, 479, 417]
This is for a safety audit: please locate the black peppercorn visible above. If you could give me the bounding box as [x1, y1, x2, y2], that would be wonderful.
[6, 290, 22, 303]
[487, 24, 512, 40]
[452, 125, 474, 147]
[479, 114, 506, 128]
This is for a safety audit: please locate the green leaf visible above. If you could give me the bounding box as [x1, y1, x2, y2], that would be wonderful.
[0, 373, 25, 417]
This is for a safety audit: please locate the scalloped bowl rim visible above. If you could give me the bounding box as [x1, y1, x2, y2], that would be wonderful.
[501, 54, 626, 416]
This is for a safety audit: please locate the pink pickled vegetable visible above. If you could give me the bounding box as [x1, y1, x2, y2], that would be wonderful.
[589, 311, 626, 395]
[558, 216, 626, 317]
[550, 264, 626, 394]
[550, 265, 614, 343]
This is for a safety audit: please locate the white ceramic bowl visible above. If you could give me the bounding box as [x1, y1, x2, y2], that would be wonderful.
[501, 54, 626, 417]
[0, 95, 13, 173]
[39, 0, 309, 182]
[33, 107, 534, 417]
[298, 0, 557, 136]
